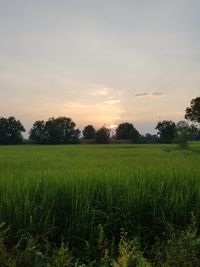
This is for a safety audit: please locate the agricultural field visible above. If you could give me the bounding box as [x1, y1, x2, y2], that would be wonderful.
[1, 143, 200, 266]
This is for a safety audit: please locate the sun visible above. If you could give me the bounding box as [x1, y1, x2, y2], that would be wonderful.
[109, 124, 117, 129]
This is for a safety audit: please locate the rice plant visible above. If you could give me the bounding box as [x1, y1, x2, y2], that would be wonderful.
[0, 143, 200, 259]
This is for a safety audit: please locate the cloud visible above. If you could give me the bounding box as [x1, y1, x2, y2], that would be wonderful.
[65, 101, 88, 109]
[104, 99, 120, 104]
[92, 88, 111, 96]
[134, 93, 149, 97]
[152, 92, 163, 96]
[134, 91, 163, 97]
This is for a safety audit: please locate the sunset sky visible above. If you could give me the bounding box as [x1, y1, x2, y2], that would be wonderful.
[0, 0, 200, 134]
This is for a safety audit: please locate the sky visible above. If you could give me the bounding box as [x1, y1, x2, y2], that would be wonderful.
[0, 0, 200, 134]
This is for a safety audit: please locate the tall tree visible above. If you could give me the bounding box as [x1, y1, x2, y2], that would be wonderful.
[116, 122, 134, 140]
[82, 125, 96, 139]
[95, 127, 110, 144]
[155, 120, 176, 143]
[185, 97, 200, 124]
[0, 116, 25, 144]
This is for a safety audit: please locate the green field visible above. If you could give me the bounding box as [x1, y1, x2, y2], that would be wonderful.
[1, 143, 200, 265]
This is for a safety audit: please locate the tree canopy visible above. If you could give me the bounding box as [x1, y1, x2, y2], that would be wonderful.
[155, 120, 176, 143]
[95, 127, 110, 144]
[185, 97, 200, 124]
[82, 125, 96, 139]
[129, 128, 140, 143]
[116, 122, 134, 140]
[139, 133, 159, 144]
[174, 120, 192, 149]
[0, 116, 25, 144]
[29, 120, 46, 144]
[30, 117, 80, 144]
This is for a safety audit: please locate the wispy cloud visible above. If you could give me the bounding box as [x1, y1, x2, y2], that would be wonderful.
[152, 92, 163, 96]
[65, 101, 88, 109]
[134, 91, 163, 97]
[92, 88, 111, 96]
[134, 93, 149, 97]
[104, 99, 120, 104]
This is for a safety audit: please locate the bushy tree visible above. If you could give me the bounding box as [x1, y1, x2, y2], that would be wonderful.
[45, 117, 80, 144]
[0, 116, 25, 144]
[116, 122, 134, 140]
[82, 125, 96, 139]
[174, 120, 192, 149]
[29, 121, 46, 144]
[129, 128, 140, 143]
[155, 120, 176, 143]
[139, 133, 159, 144]
[190, 124, 200, 140]
[95, 127, 110, 144]
[29, 117, 80, 144]
[185, 97, 200, 124]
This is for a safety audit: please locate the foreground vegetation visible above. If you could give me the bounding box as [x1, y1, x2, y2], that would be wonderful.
[0, 143, 200, 266]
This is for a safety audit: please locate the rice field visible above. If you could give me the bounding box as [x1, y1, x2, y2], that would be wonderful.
[0, 143, 200, 253]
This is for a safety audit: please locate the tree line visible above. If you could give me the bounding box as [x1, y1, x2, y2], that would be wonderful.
[0, 96, 199, 145]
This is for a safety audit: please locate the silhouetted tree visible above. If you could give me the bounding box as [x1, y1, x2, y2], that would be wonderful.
[0, 116, 25, 144]
[185, 97, 200, 124]
[155, 120, 176, 143]
[29, 117, 80, 144]
[174, 120, 192, 149]
[139, 133, 159, 144]
[29, 120, 46, 144]
[116, 122, 134, 139]
[190, 124, 200, 140]
[82, 125, 96, 139]
[129, 128, 140, 143]
[95, 127, 110, 144]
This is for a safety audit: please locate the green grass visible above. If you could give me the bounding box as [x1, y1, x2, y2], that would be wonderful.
[0, 143, 200, 256]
